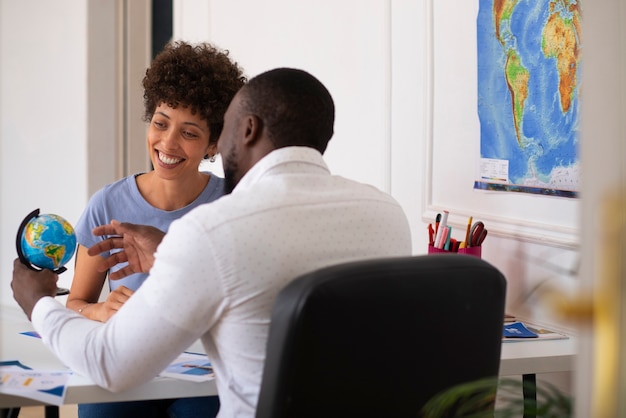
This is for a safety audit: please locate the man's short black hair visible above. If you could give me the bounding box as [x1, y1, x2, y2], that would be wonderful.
[240, 68, 335, 154]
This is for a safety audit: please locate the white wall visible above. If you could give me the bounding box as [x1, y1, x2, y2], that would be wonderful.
[0, 1, 88, 305]
[176, 0, 396, 196]
[0, 0, 118, 306]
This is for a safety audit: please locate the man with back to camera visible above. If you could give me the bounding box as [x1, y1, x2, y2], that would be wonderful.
[12, 68, 412, 417]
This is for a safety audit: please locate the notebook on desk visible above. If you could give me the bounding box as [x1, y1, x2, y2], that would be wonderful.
[502, 321, 569, 342]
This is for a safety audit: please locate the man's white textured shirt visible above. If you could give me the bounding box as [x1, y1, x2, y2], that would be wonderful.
[32, 147, 412, 418]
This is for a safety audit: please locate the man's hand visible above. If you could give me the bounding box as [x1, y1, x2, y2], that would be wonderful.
[87, 220, 165, 281]
[12, 259, 59, 320]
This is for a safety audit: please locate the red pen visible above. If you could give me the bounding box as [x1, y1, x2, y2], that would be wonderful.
[428, 224, 434, 245]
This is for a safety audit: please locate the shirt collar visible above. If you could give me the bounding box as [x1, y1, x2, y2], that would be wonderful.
[233, 146, 329, 192]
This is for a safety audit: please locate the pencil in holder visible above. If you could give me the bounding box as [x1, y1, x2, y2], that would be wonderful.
[428, 244, 481, 259]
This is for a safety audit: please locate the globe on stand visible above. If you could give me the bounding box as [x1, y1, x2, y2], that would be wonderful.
[16, 209, 77, 296]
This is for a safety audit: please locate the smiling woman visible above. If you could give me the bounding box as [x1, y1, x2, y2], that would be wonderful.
[63, 40, 246, 418]
[67, 40, 245, 319]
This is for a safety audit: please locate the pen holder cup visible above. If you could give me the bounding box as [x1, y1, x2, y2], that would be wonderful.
[428, 244, 481, 259]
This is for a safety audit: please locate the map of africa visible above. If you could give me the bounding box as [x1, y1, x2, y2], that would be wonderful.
[476, 0, 581, 197]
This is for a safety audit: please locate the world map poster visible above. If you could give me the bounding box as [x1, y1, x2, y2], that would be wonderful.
[476, 0, 581, 198]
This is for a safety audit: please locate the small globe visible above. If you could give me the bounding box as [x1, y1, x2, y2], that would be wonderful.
[19, 212, 77, 271]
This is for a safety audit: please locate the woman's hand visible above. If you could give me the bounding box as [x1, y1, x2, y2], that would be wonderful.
[80, 286, 135, 322]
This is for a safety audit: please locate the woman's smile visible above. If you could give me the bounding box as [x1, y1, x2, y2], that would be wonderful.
[157, 150, 184, 166]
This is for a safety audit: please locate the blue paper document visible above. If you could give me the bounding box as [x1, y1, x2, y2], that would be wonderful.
[503, 322, 538, 338]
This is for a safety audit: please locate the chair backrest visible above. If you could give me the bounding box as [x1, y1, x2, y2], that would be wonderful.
[255, 254, 507, 418]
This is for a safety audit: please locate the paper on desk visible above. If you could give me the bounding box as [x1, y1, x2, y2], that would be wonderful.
[159, 352, 215, 382]
[0, 360, 72, 406]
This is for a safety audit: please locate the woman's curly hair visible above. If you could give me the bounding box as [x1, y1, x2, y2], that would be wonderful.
[142, 41, 246, 144]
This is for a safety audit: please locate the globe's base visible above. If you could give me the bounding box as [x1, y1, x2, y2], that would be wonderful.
[56, 287, 70, 296]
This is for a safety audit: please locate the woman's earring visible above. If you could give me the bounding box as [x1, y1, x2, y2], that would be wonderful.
[209, 154, 217, 163]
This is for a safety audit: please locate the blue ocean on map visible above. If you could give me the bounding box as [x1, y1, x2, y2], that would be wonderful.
[477, 0, 580, 194]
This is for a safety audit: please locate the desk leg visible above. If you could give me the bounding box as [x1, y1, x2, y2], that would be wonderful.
[44, 406, 60, 418]
[0, 409, 20, 418]
[522, 373, 537, 418]
[0, 406, 58, 418]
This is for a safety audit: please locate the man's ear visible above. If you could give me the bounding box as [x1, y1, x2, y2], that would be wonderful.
[242, 114, 263, 146]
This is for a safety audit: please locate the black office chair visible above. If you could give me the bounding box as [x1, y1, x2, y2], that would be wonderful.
[255, 254, 507, 418]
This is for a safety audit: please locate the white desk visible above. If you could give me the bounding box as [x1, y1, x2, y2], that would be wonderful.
[500, 335, 576, 418]
[500, 337, 576, 376]
[0, 305, 217, 410]
[1, 304, 576, 410]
